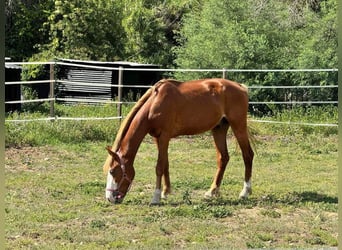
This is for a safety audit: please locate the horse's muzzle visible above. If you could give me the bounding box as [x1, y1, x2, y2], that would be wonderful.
[106, 191, 125, 204]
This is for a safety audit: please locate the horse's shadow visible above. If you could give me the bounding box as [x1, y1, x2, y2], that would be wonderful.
[229, 191, 337, 207]
[296, 191, 337, 204]
[156, 191, 338, 207]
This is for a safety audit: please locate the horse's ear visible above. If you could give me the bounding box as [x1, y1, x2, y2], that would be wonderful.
[106, 146, 115, 157]
[106, 146, 120, 162]
[106, 145, 113, 153]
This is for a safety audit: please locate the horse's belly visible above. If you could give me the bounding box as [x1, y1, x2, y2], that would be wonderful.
[173, 110, 223, 136]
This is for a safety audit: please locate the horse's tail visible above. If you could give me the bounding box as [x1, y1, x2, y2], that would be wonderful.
[247, 120, 258, 155]
[240, 83, 248, 93]
[231, 119, 258, 155]
[112, 86, 154, 152]
[242, 84, 257, 153]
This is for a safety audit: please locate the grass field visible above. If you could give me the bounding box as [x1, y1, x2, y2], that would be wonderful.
[5, 104, 338, 249]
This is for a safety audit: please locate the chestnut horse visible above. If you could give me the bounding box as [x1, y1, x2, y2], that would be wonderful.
[103, 78, 254, 204]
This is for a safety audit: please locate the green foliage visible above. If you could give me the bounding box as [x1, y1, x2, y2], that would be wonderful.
[296, 0, 337, 69]
[254, 105, 338, 136]
[5, 103, 121, 146]
[122, 0, 198, 67]
[5, 0, 54, 60]
[20, 86, 40, 111]
[175, 0, 337, 71]
[5, 0, 337, 108]
[174, 0, 337, 103]
[44, 0, 127, 61]
[4, 103, 337, 148]
[5, 0, 336, 74]
[6, 0, 197, 66]
[174, 0, 294, 75]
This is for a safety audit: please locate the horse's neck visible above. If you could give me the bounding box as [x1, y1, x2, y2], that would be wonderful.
[118, 113, 149, 165]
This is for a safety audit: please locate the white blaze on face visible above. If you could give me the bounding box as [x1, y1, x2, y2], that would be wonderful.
[105, 171, 118, 203]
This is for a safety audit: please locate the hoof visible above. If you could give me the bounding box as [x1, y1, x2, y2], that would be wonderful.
[150, 198, 161, 205]
[204, 188, 220, 199]
[239, 194, 248, 200]
[150, 189, 162, 205]
[149, 201, 161, 206]
[161, 189, 171, 200]
[239, 187, 252, 199]
[204, 191, 213, 199]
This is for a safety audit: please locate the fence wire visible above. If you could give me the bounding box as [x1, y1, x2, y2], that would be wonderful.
[4, 61, 338, 127]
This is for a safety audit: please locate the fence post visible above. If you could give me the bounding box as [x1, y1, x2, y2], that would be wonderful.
[222, 68, 226, 79]
[117, 66, 123, 123]
[49, 62, 55, 120]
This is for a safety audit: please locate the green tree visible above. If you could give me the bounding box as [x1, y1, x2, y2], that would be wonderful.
[174, 0, 337, 108]
[122, 0, 199, 67]
[6, 0, 199, 66]
[291, 0, 337, 102]
[5, 0, 54, 61]
[174, 0, 302, 77]
[22, 0, 128, 80]
[40, 0, 126, 61]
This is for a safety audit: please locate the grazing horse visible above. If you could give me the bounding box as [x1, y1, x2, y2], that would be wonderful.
[103, 78, 254, 204]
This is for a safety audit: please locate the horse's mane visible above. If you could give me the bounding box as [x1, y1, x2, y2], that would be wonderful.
[112, 87, 153, 152]
[112, 79, 183, 152]
[240, 83, 248, 93]
[158, 78, 183, 86]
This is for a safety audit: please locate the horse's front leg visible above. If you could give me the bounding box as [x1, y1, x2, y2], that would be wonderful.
[151, 137, 170, 205]
[204, 150, 229, 198]
[205, 123, 229, 199]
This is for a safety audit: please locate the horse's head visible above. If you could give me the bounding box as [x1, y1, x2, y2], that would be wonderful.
[105, 146, 134, 204]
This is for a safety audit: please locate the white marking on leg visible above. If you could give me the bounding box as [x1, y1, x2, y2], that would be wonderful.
[151, 189, 162, 205]
[204, 190, 212, 198]
[105, 171, 117, 203]
[239, 179, 252, 198]
[161, 191, 168, 199]
[204, 187, 220, 199]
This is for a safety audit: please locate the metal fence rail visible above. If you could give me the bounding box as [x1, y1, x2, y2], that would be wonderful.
[4, 61, 338, 127]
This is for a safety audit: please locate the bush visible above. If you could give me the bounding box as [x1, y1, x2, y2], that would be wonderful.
[5, 103, 337, 147]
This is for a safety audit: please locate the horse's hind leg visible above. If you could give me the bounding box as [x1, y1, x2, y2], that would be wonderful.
[230, 120, 254, 198]
[205, 119, 229, 198]
[162, 160, 171, 199]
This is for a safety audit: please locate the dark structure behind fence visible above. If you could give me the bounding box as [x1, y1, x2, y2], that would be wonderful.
[56, 59, 161, 102]
[5, 60, 21, 112]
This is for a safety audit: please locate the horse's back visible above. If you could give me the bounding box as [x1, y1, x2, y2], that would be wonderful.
[148, 78, 249, 136]
[159, 78, 249, 112]
[156, 78, 247, 95]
